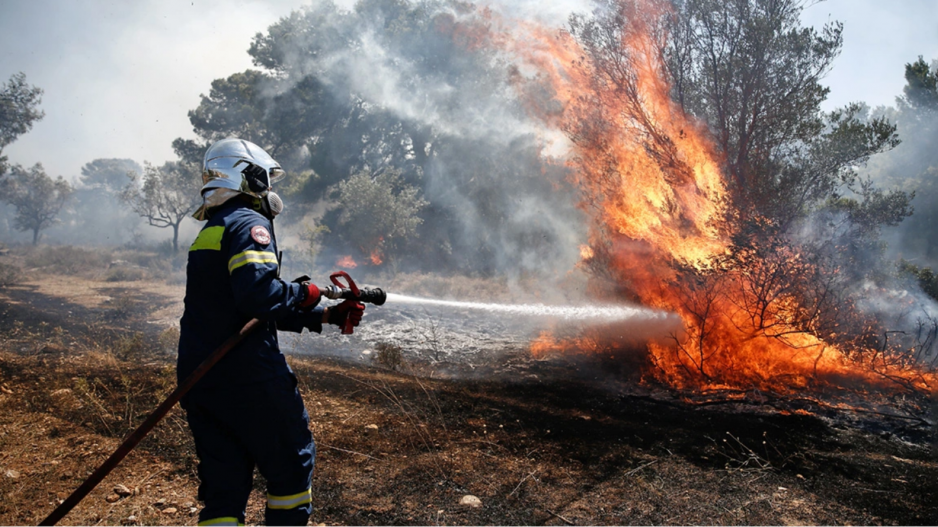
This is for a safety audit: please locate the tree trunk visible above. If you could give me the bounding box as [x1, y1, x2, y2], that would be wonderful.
[172, 223, 180, 254]
[32, 227, 39, 245]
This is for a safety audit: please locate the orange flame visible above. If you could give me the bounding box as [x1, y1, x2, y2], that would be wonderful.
[369, 237, 385, 265]
[336, 255, 358, 269]
[453, 0, 935, 396]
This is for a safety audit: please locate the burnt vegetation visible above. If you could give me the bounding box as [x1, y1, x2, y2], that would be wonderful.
[0, 271, 935, 525]
[1, 0, 938, 525]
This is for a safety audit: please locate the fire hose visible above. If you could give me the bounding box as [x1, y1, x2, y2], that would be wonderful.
[39, 272, 386, 526]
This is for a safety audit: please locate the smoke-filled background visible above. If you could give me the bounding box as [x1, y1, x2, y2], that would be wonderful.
[0, 0, 934, 267]
[2, 0, 938, 396]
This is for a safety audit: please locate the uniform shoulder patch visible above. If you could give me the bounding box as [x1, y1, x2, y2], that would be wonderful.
[250, 225, 272, 245]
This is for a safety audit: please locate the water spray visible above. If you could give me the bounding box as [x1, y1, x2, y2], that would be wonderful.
[385, 293, 675, 324]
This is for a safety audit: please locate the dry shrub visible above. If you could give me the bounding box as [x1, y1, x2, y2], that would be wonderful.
[373, 342, 404, 370]
[157, 326, 180, 354]
[24, 245, 110, 276]
[114, 332, 149, 360]
[106, 294, 137, 321]
[103, 266, 147, 282]
[110, 248, 181, 278]
[0, 262, 22, 287]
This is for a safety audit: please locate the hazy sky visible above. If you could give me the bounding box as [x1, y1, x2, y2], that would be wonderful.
[1, 0, 936, 180]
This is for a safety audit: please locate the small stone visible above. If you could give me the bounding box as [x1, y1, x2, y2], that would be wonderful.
[459, 495, 482, 508]
[106, 493, 121, 503]
[5, 469, 19, 479]
[365, 424, 379, 431]
[114, 484, 132, 497]
[189, 507, 198, 514]
[154, 498, 166, 506]
[162, 507, 177, 515]
[127, 515, 136, 522]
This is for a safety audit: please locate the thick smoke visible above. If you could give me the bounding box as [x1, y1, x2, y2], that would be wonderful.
[863, 58, 938, 267]
[242, 0, 593, 280]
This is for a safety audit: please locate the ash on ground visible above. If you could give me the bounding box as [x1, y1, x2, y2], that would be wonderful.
[279, 299, 550, 370]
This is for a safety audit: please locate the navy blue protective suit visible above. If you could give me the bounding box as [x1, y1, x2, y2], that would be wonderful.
[179, 199, 322, 526]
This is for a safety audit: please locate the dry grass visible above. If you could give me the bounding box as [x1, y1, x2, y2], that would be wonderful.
[0, 247, 934, 525]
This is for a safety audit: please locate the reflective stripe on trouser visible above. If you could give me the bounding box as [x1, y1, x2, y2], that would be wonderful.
[267, 487, 312, 510]
[198, 517, 243, 526]
[184, 374, 315, 527]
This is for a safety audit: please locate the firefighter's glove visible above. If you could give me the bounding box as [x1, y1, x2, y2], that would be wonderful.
[298, 282, 321, 310]
[328, 299, 365, 328]
[293, 275, 321, 310]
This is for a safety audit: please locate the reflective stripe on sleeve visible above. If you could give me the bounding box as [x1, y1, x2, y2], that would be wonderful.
[228, 250, 278, 273]
[190, 226, 225, 251]
[197, 517, 243, 526]
[267, 488, 312, 510]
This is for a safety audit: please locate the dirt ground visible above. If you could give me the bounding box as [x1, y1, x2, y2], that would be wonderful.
[0, 256, 936, 526]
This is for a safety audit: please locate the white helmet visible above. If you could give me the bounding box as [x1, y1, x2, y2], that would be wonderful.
[201, 138, 285, 196]
[194, 138, 286, 220]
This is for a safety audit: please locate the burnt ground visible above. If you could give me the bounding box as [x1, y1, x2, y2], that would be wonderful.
[0, 270, 936, 526]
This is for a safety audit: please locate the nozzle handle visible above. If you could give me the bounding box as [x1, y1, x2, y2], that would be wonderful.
[331, 272, 360, 334]
[330, 271, 360, 296]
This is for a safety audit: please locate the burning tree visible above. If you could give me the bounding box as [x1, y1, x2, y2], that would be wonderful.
[334, 168, 428, 268]
[505, 0, 933, 401]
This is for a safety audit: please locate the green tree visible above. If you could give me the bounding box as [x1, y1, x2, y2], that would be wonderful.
[658, 0, 899, 223]
[0, 73, 44, 176]
[900, 56, 938, 113]
[186, 0, 581, 275]
[1, 163, 72, 244]
[334, 168, 427, 264]
[120, 161, 201, 253]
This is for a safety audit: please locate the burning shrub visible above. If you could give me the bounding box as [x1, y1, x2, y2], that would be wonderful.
[332, 169, 428, 269]
[502, 0, 935, 403]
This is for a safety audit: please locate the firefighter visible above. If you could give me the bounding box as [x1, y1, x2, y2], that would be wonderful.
[178, 138, 363, 526]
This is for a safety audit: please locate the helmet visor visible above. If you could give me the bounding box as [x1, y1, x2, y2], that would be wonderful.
[269, 167, 285, 184]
